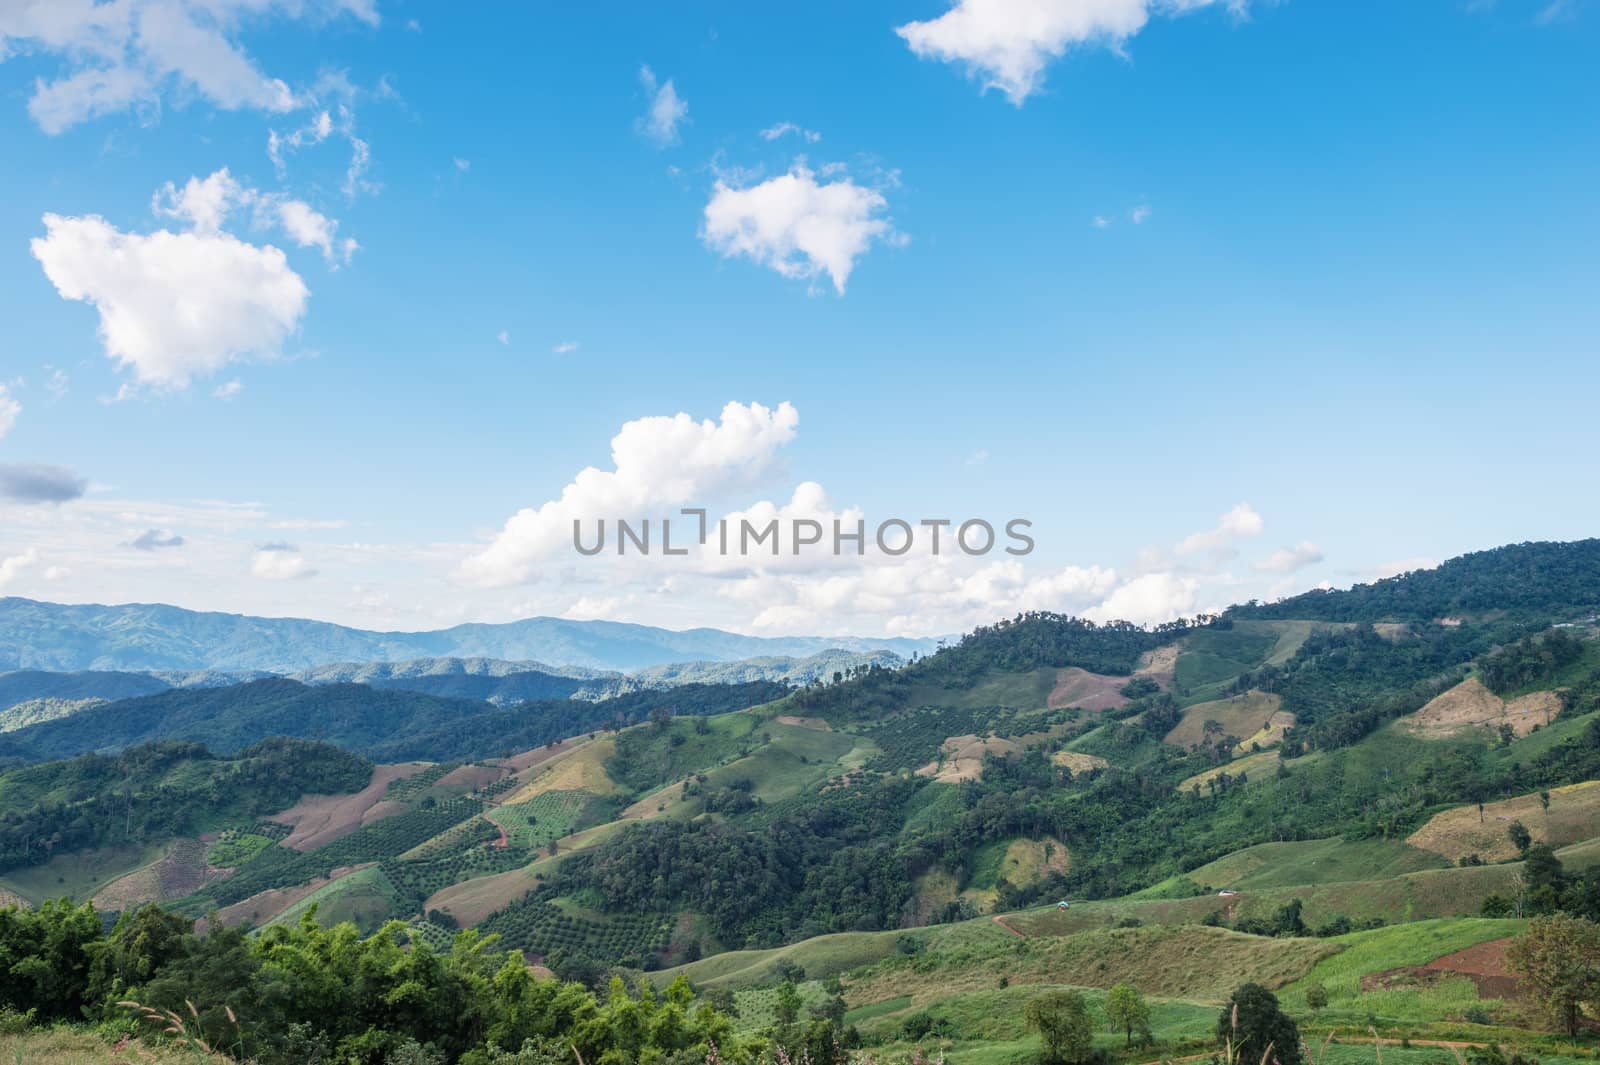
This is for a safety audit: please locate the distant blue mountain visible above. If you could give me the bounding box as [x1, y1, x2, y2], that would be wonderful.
[0, 598, 939, 673]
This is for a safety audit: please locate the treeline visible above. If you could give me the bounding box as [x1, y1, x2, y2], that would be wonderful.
[0, 901, 746, 1065]
[1230, 539, 1600, 623]
[368, 682, 789, 764]
[0, 739, 370, 874]
[1479, 629, 1586, 694]
[786, 613, 1190, 723]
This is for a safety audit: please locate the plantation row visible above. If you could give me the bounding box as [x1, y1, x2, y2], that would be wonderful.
[477, 894, 673, 965]
[182, 794, 486, 909]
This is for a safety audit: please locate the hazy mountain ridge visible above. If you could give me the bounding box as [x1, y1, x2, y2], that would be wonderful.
[0, 598, 937, 672]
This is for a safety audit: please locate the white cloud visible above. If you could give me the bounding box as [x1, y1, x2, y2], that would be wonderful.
[1091, 215, 1111, 228]
[553, 340, 579, 354]
[1175, 502, 1263, 557]
[1130, 203, 1152, 224]
[0, 386, 19, 438]
[0, 549, 40, 590]
[896, 0, 1248, 105]
[1256, 540, 1323, 574]
[460, 401, 801, 587]
[1084, 571, 1199, 626]
[637, 65, 687, 145]
[454, 157, 471, 172]
[30, 168, 358, 388]
[760, 121, 821, 143]
[252, 542, 316, 580]
[275, 199, 356, 265]
[46, 369, 69, 398]
[497, 330, 510, 346]
[702, 165, 898, 293]
[0, 0, 378, 134]
[213, 379, 244, 400]
[33, 212, 309, 389]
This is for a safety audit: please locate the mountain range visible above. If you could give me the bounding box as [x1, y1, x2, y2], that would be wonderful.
[0, 597, 938, 672]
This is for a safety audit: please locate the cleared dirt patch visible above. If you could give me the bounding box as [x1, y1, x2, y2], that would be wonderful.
[209, 864, 372, 928]
[0, 888, 29, 909]
[434, 763, 509, 792]
[270, 763, 430, 852]
[1408, 780, 1600, 862]
[503, 739, 620, 803]
[495, 736, 585, 772]
[1047, 668, 1130, 711]
[91, 838, 227, 911]
[1135, 645, 1180, 687]
[775, 715, 832, 730]
[916, 733, 1023, 783]
[1164, 691, 1283, 750]
[1399, 678, 1561, 740]
[1052, 751, 1109, 774]
[1364, 937, 1521, 1000]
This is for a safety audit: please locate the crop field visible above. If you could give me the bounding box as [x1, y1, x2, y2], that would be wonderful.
[1279, 918, 1525, 1023]
[1172, 628, 1278, 701]
[0, 840, 164, 903]
[486, 789, 596, 848]
[262, 863, 407, 933]
[269, 761, 432, 851]
[504, 739, 622, 803]
[1163, 691, 1284, 749]
[1178, 748, 1281, 793]
[1397, 678, 1561, 741]
[1407, 780, 1600, 862]
[477, 894, 672, 962]
[1182, 838, 1452, 891]
[905, 667, 1059, 712]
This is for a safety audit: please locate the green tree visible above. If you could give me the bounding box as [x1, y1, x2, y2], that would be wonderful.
[1508, 821, 1533, 855]
[1218, 984, 1302, 1065]
[775, 981, 803, 1026]
[1506, 914, 1600, 1036]
[1024, 990, 1094, 1065]
[1104, 983, 1151, 1048]
[1304, 984, 1329, 1013]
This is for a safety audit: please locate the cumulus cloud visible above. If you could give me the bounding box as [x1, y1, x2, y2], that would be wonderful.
[896, 0, 1248, 105]
[1256, 540, 1323, 574]
[1084, 572, 1199, 626]
[461, 401, 801, 587]
[0, 463, 88, 504]
[1175, 502, 1264, 558]
[0, 386, 18, 438]
[553, 341, 579, 354]
[0, 549, 39, 590]
[702, 165, 898, 293]
[126, 528, 185, 550]
[29, 168, 356, 388]
[0, 0, 378, 134]
[637, 65, 687, 145]
[252, 541, 316, 580]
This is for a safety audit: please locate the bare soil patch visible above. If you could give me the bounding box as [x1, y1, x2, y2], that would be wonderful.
[270, 763, 430, 851]
[1364, 937, 1522, 1000]
[495, 736, 584, 772]
[1399, 678, 1561, 740]
[434, 763, 509, 791]
[208, 863, 372, 929]
[91, 838, 228, 911]
[1408, 780, 1600, 861]
[916, 733, 1024, 783]
[1047, 668, 1130, 711]
[1052, 751, 1110, 774]
[775, 715, 832, 730]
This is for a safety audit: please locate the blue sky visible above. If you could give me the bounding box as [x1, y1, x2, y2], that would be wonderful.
[0, 0, 1595, 637]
